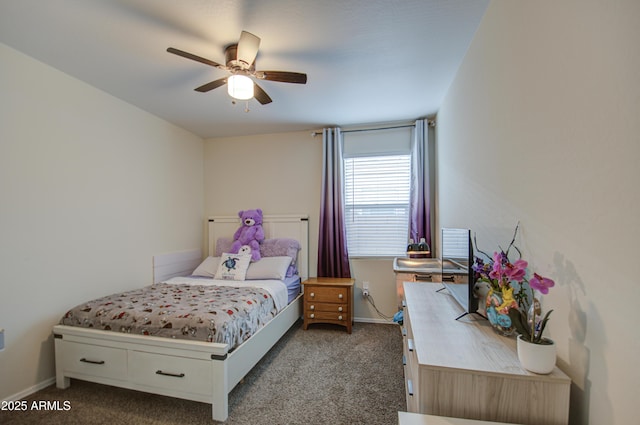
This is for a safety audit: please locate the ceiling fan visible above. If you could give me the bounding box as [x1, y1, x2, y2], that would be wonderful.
[167, 31, 307, 105]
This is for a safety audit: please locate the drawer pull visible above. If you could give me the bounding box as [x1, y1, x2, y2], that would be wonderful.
[338, 315, 343, 320]
[402, 327, 407, 336]
[408, 338, 415, 352]
[338, 306, 343, 312]
[80, 358, 105, 365]
[310, 313, 315, 319]
[155, 370, 185, 378]
[310, 305, 315, 310]
[338, 294, 343, 299]
[407, 379, 414, 396]
[310, 292, 315, 298]
[402, 355, 407, 366]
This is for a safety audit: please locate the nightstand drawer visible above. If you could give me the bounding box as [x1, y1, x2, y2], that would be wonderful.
[306, 311, 349, 321]
[306, 303, 348, 313]
[305, 286, 348, 303]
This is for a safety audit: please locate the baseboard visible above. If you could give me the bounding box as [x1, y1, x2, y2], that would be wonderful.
[353, 317, 397, 325]
[2, 377, 55, 402]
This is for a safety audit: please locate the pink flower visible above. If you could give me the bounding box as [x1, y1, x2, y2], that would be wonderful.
[529, 273, 555, 294]
[489, 252, 505, 282]
[488, 252, 528, 284]
[505, 259, 528, 282]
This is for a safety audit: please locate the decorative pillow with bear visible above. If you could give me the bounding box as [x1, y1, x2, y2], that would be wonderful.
[214, 253, 252, 281]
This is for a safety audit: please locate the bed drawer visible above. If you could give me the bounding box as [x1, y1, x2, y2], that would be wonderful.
[129, 350, 212, 396]
[59, 341, 127, 380]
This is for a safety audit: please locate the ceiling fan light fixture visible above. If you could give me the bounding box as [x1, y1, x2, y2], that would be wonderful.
[227, 75, 254, 100]
[167, 31, 306, 106]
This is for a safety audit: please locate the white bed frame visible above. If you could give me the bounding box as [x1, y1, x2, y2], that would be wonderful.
[53, 215, 308, 422]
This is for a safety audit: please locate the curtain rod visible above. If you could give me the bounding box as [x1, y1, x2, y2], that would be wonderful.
[343, 124, 414, 134]
[310, 120, 435, 137]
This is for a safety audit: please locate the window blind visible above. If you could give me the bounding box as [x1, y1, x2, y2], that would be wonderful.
[344, 154, 411, 256]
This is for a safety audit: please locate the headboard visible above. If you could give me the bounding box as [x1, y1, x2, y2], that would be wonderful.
[208, 214, 309, 281]
[153, 214, 309, 284]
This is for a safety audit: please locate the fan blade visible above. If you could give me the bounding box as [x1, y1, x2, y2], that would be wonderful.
[167, 47, 225, 70]
[253, 83, 272, 105]
[195, 77, 228, 92]
[237, 31, 260, 66]
[255, 71, 307, 84]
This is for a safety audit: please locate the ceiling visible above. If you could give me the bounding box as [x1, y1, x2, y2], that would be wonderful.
[0, 0, 489, 139]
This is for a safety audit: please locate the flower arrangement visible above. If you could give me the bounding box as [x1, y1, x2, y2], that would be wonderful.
[472, 223, 555, 344]
[510, 274, 555, 344]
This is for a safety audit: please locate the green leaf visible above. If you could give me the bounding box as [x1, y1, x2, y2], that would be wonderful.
[534, 310, 553, 344]
[508, 308, 531, 340]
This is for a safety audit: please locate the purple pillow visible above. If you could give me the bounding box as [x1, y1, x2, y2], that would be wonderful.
[215, 237, 234, 256]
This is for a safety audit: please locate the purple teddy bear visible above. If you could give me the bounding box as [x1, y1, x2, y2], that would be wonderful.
[230, 209, 265, 261]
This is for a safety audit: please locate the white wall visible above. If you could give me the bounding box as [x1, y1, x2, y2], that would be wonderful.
[0, 43, 204, 399]
[204, 131, 322, 275]
[204, 132, 400, 322]
[436, 1, 640, 423]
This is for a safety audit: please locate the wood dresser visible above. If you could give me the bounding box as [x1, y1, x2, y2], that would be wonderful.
[402, 282, 570, 425]
[302, 277, 354, 333]
[398, 411, 519, 425]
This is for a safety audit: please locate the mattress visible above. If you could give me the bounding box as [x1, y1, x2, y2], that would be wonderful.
[60, 276, 296, 350]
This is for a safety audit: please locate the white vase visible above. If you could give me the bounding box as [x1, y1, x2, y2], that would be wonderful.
[517, 334, 556, 374]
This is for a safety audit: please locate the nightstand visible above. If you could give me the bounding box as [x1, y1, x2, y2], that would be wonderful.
[302, 277, 354, 333]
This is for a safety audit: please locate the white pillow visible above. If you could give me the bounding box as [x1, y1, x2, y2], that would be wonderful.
[192, 256, 220, 277]
[214, 253, 251, 281]
[245, 256, 292, 280]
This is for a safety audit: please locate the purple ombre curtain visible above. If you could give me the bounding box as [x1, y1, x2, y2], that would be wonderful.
[409, 119, 432, 254]
[317, 127, 351, 278]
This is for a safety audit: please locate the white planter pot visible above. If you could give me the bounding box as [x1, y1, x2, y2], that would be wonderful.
[517, 334, 556, 374]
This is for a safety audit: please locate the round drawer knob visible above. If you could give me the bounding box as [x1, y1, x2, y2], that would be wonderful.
[338, 315, 343, 320]
[310, 313, 315, 319]
[338, 294, 343, 299]
[310, 305, 315, 310]
[310, 292, 315, 298]
[338, 307, 343, 312]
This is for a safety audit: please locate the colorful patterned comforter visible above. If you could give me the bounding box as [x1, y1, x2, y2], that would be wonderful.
[60, 282, 278, 349]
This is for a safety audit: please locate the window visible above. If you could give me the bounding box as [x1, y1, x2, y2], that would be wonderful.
[344, 155, 411, 256]
[342, 126, 413, 257]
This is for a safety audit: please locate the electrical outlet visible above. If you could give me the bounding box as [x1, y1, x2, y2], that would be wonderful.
[362, 281, 370, 297]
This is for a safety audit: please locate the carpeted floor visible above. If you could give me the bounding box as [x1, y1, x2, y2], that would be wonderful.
[1, 321, 405, 425]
